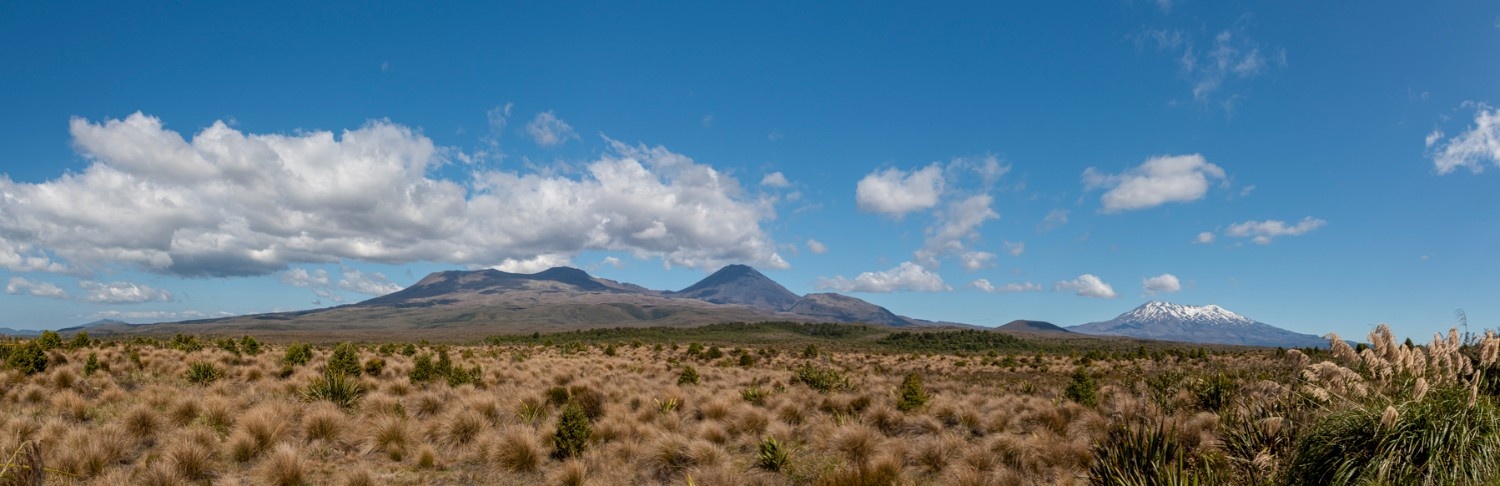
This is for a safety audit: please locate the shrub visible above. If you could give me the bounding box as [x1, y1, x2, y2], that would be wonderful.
[68, 331, 90, 349]
[802, 344, 819, 359]
[552, 402, 592, 459]
[305, 368, 366, 409]
[327, 342, 361, 377]
[704, 346, 724, 360]
[738, 354, 755, 367]
[686, 342, 705, 357]
[1286, 387, 1500, 485]
[84, 351, 103, 376]
[186, 361, 222, 385]
[6, 341, 48, 375]
[568, 386, 607, 421]
[677, 366, 700, 386]
[793, 363, 848, 393]
[362, 357, 386, 376]
[603, 344, 617, 357]
[409, 354, 437, 383]
[216, 338, 241, 356]
[240, 335, 261, 355]
[446, 364, 483, 387]
[401, 343, 417, 356]
[36, 330, 62, 350]
[757, 436, 792, 472]
[283, 343, 313, 366]
[896, 373, 929, 412]
[1065, 369, 1098, 407]
[545, 386, 571, 407]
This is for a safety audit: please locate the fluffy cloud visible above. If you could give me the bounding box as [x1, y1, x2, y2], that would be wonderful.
[279, 268, 329, 288]
[1142, 273, 1182, 296]
[915, 195, 999, 267]
[1054, 274, 1116, 299]
[1037, 209, 1069, 232]
[970, 278, 1043, 293]
[806, 239, 828, 255]
[1428, 106, 1500, 174]
[92, 309, 232, 322]
[337, 268, 403, 296]
[1083, 154, 1226, 213]
[1224, 217, 1326, 244]
[855, 164, 945, 217]
[0, 113, 786, 278]
[80, 281, 172, 304]
[495, 254, 572, 274]
[959, 251, 996, 271]
[817, 262, 950, 293]
[1194, 232, 1216, 244]
[760, 172, 790, 188]
[525, 110, 578, 147]
[5, 277, 67, 299]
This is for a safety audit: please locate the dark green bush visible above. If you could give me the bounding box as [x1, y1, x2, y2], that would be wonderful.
[239, 335, 261, 355]
[36, 330, 61, 350]
[67, 331, 90, 349]
[5, 341, 47, 375]
[552, 402, 592, 459]
[1193, 372, 1238, 412]
[363, 357, 386, 376]
[793, 363, 848, 393]
[327, 342, 362, 376]
[677, 365, 700, 386]
[1066, 369, 1098, 407]
[283, 343, 313, 366]
[84, 352, 102, 376]
[409, 354, 437, 383]
[896, 373, 930, 412]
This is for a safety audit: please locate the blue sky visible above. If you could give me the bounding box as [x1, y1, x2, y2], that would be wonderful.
[2, 1, 1498, 341]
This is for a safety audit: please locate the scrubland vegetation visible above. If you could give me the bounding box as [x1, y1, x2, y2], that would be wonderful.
[0, 323, 1497, 485]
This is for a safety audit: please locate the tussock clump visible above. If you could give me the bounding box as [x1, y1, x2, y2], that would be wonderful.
[303, 403, 347, 443]
[495, 426, 544, 472]
[259, 443, 309, 486]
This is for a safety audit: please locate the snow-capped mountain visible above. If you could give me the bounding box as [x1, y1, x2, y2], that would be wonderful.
[1068, 301, 1328, 348]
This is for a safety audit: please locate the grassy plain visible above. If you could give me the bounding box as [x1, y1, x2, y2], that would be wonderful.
[0, 323, 1497, 485]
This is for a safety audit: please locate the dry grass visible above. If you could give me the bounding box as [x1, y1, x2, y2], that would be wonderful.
[0, 329, 1494, 485]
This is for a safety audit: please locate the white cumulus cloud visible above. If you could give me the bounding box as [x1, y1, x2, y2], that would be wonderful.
[1224, 217, 1326, 244]
[855, 164, 945, 217]
[817, 261, 950, 293]
[80, 280, 172, 304]
[1428, 105, 1500, 174]
[525, 110, 578, 147]
[337, 268, 403, 296]
[1083, 154, 1226, 213]
[5, 277, 68, 299]
[0, 113, 786, 278]
[915, 195, 999, 267]
[970, 278, 1043, 293]
[495, 254, 573, 274]
[1055, 274, 1116, 299]
[1142, 273, 1182, 296]
[1194, 232, 1216, 244]
[760, 172, 790, 188]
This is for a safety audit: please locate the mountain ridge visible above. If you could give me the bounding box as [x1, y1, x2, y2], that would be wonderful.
[1068, 301, 1327, 348]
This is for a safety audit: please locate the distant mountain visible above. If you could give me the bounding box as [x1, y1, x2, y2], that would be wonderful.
[787, 293, 915, 327]
[0, 327, 42, 337]
[671, 264, 801, 311]
[997, 320, 1072, 333]
[1069, 301, 1327, 348]
[94, 265, 950, 337]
